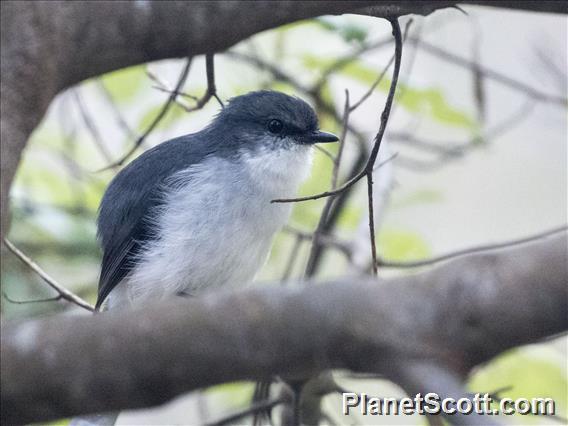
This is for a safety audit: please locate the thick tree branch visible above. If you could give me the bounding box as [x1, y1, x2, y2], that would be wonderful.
[2, 232, 566, 424]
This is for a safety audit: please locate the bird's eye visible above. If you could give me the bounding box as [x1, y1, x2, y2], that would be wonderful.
[267, 119, 284, 134]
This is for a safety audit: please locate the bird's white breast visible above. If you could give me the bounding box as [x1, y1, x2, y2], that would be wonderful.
[107, 144, 312, 309]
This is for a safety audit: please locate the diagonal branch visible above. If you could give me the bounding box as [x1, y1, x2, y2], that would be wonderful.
[99, 57, 193, 170]
[150, 54, 224, 112]
[2, 239, 94, 312]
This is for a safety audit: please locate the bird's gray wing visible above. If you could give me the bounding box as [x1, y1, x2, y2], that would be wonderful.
[95, 134, 217, 310]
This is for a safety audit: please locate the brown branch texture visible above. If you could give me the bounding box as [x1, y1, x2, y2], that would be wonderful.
[1, 233, 566, 424]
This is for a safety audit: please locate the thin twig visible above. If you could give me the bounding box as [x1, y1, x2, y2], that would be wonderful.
[304, 92, 351, 277]
[363, 16, 404, 275]
[96, 80, 139, 138]
[349, 19, 412, 113]
[99, 57, 193, 170]
[350, 54, 394, 112]
[332, 90, 350, 189]
[284, 226, 352, 259]
[313, 35, 393, 93]
[378, 225, 567, 268]
[3, 239, 95, 312]
[2, 292, 62, 305]
[149, 54, 224, 112]
[72, 89, 115, 166]
[186, 54, 224, 111]
[272, 170, 365, 203]
[281, 235, 303, 283]
[146, 69, 198, 111]
[411, 38, 567, 107]
[313, 145, 336, 163]
[206, 397, 286, 426]
[272, 18, 403, 205]
[366, 171, 378, 275]
[391, 97, 535, 171]
[532, 46, 567, 92]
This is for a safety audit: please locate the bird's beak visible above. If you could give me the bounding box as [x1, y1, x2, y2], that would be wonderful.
[308, 130, 339, 144]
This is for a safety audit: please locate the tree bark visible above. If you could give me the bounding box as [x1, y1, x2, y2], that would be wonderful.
[2, 232, 566, 424]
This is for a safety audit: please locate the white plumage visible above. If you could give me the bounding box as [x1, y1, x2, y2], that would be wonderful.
[106, 142, 313, 309]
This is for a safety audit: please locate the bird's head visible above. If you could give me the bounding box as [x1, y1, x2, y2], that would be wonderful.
[211, 90, 338, 155]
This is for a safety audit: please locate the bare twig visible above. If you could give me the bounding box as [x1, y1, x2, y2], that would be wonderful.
[2, 292, 62, 305]
[391, 97, 535, 171]
[312, 34, 392, 90]
[532, 46, 567, 92]
[146, 68, 198, 111]
[206, 397, 286, 426]
[281, 235, 303, 282]
[411, 38, 567, 107]
[2, 239, 95, 312]
[184, 54, 224, 111]
[304, 91, 351, 277]
[96, 80, 139, 141]
[348, 19, 412, 113]
[71, 89, 115, 166]
[149, 54, 224, 112]
[273, 17, 403, 278]
[284, 226, 352, 259]
[378, 225, 567, 268]
[99, 57, 193, 170]
[272, 18, 403, 205]
[332, 90, 350, 189]
[313, 144, 336, 163]
[366, 171, 378, 275]
[363, 17, 404, 274]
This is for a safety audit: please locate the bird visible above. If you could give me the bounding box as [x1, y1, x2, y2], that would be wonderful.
[95, 90, 338, 310]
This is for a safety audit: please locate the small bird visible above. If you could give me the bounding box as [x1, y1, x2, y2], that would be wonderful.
[96, 90, 338, 310]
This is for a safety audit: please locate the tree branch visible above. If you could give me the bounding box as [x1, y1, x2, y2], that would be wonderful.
[378, 225, 567, 268]
[2, 239, 95, 312]
[2, 232, 566, 424]
[99, 57, 193, 170]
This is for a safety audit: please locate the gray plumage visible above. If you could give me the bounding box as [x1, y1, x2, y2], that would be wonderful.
[96, 90, 337, 310]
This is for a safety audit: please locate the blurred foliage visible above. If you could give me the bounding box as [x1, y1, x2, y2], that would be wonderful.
[316, 18, 370, 45]
[303, 55, 477, 130]
[100, 67, 146, 104]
